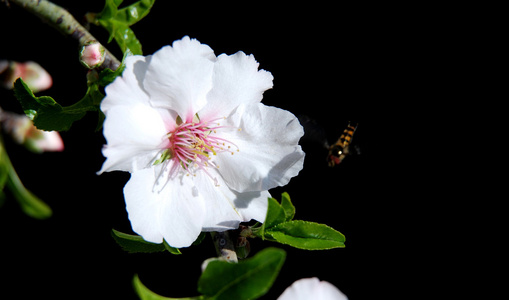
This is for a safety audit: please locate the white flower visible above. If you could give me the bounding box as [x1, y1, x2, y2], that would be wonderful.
[98, 36, 304, 248]
[278, 278, 348, 300]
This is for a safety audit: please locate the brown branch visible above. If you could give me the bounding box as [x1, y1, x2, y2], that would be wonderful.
[8, 0, 120, 71]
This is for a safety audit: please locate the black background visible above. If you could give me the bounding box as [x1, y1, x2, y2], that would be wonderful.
[0, 1, 405, 299]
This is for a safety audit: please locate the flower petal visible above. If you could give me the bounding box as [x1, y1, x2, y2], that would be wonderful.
[101, 55, 152, 113]
[194, 171, 243, 231]
[233, 189, 270, 224]
[199, 51, 273, 122]
[194, 170, 269, 231]
[124, 166, 206, 248]
[277, 278, 348, 300]
[98, 103, 168, 173]
[143, 36, 216, 122]
[123, 169, 163, 244]
[215, 103, 305, 192]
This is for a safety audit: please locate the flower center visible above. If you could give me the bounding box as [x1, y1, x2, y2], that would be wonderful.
[154, 116, 239, 183]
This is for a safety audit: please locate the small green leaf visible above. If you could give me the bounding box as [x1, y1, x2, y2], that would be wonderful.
[192, 232, 207, 246]
[14, 78, 102, 131]
[111, 27, 142, 55]
[257, 197, 286, 239]
[265, 220, 345, 250]
[4, 155, 51, 219]
[111, 229, 181, 254]
[265, 197, 287, 229]
[133, 274, 201, 300]
[280, 192, 295, 221]
[96, 0, 156, 55]
[1, 136, 51, 219]
[97, 48, 129, 86]
[163, 240, 182, 255]
[252, 193, 346, 250]
[0, 142, 9, 191]
[10, 183, 52, 219]
[198, 247, 286, 300]
[112, 229, 166, 253]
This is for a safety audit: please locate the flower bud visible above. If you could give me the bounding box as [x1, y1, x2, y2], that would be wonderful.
[0, 60, 52, 93]
[1, 112, 64, 153]
[79, 41, 106, 69]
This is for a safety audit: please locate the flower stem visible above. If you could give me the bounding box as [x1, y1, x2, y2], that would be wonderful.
[8, 0, 120, 71]
[211, 231, 238, 263]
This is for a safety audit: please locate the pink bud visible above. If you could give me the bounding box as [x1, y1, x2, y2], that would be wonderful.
[29, 129, 65, 153]
[1, 112, 64, 153]
[79, 42, 105, 69]
[0, 60, 53, 93]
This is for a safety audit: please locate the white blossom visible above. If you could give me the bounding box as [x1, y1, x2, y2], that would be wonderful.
[99, 36, 304, 248]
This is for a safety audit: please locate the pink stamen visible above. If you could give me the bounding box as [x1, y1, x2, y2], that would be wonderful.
[158, 116, 240, 182]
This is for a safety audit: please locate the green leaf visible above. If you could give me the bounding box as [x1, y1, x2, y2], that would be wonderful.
[264, 197, 287, 228]
[13, 78, 102, 131]
[0, 142, 9, 192]
[163, 240, 182, 255]
[1, 135, 51, 219]
[252, 193, 346, 250]
[5, 156, 52, 219]
[198, 247, 286, 300]
[257, 197, 285, 239]
[96, 49, 129, 86]
[280, 192, 295, 221]
[111, 229, 182, 254]
[96, 0, 156, 55]
[265, 220, 345, 250]
[14, 50, 129, 132]
[9, 181, 52, 219]
[133, 274, 202, 300]
[192, 231, 207, 246]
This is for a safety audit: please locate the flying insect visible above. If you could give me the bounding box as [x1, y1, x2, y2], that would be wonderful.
[326, 122, 358, 167]
[298, 115, 359, 167]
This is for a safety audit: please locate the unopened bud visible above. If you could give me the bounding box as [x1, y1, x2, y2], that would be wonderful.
[79, 41, 106, 69]
[0, 60, 52, 93]
[1, 112, 64, 153]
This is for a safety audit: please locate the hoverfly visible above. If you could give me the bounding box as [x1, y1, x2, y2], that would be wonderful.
[326, 122, 358, 167]
[298, 115, 359, 167]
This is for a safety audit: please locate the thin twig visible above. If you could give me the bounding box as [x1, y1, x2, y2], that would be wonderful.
[8, 0, 120, 71]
